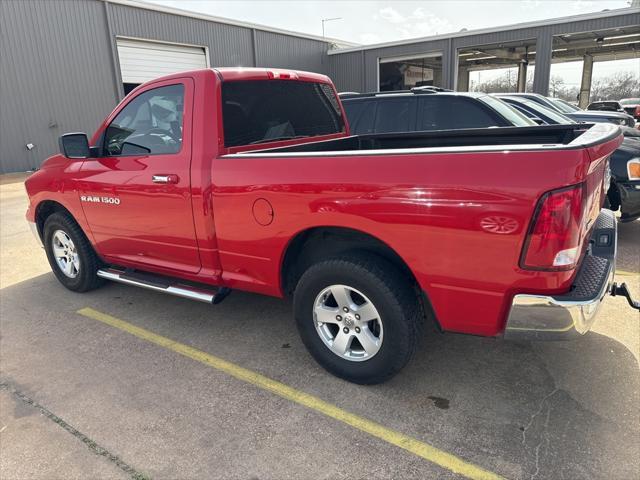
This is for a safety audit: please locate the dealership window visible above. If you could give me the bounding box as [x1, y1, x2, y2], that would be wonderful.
[379, 54, 443, 91]
[221, 80, 345, 147]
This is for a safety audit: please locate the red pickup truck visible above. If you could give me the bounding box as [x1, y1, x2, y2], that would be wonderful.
[25, 68, 637, 384]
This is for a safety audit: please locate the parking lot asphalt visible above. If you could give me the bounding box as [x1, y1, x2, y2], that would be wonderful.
[1, 174, 639, 480]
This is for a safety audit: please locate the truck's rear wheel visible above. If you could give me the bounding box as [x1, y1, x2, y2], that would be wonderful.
[43, 212, 104, 292]
[294, 254, 422, 384]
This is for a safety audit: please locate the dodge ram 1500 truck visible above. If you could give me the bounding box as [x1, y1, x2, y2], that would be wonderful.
[25, 68, 639, 384]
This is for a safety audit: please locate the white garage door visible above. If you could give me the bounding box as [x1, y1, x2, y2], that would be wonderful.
[116, 38, 208, 84]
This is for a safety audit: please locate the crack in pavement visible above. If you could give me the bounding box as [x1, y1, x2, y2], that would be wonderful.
[0, 381, 150, 480]
[521, 387, 558, 480]
[521, 387, 558, 446]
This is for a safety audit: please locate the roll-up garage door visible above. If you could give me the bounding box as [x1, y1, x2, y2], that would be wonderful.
[116, 38, 208, 85]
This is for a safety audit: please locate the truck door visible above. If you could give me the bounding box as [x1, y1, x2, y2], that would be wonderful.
[78, 78, 201, 274]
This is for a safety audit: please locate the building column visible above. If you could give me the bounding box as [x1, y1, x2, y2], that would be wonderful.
[457, 66, 469, 91]
[517, 60, 528, 92]
[578, 54, 593, 108]
[441, 38, 457, 90]
[532, 31, 552, 95]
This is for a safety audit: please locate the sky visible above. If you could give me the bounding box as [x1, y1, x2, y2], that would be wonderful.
[146, 0, 639, 84]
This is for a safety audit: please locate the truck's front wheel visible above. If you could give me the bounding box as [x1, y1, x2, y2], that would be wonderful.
[294, 254, 422, 384]
[43, 212, 104, 292]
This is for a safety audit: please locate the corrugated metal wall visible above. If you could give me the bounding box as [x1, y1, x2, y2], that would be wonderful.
[255, 30, 328, 72]
[0, 0, 117, 173]
[0, 0, 332, 173]
[327, 10, 640, 93]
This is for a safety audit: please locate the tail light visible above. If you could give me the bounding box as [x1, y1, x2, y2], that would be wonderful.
[521, 184, 585, 271]
[635, 105, 640, 117]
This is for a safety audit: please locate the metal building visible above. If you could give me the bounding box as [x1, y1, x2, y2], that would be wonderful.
[0, 0, 638, 173]
[0, 0, 351, 173]
[326, 8, 639, 99]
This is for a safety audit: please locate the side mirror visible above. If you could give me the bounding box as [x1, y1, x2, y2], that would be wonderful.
[59, 133, 90, 159]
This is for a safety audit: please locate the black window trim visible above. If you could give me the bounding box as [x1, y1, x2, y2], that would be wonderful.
[102, 82, 187, 158]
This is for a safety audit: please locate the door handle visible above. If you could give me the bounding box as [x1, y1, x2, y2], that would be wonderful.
[152, 174, 179, 184]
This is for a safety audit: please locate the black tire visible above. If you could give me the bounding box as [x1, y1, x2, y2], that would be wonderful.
[294, 253, 423, 384]
[43, 212, 105, 292]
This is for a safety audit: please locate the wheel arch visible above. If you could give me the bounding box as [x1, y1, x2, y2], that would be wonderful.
[34, 200, 92, 247]
[280, 226, 439, 329]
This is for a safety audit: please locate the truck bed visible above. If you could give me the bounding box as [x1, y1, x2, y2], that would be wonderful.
[246, 124, 606, 155]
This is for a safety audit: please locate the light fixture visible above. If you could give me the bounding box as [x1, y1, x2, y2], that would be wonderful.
[602, 33, 640, 41]
[458, 52, 476, 56]
[465, 55, 497, 61]
[601, 40, 640, 47]
[552, 48, 568, 52]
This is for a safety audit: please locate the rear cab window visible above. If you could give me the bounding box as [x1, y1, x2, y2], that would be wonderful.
[221, 80, 345, 147]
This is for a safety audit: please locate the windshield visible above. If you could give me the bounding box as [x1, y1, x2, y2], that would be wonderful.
[478, 95, 537, 127]
[547, 97, 580, 113]
[620, 98, 640, 106]
[507, 97, 576, 124]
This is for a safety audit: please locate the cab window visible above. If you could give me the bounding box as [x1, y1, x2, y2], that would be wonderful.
[104, 84, 184, 156]
[221, 80, 344, 147]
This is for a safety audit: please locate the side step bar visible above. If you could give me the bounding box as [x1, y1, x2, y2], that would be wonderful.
[97, 267, 231, 305]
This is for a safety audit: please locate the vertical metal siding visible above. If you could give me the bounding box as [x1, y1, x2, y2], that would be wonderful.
[254, 30, 327, 72]
[0, 0, 117, 173]
[325, 51, 363, 92]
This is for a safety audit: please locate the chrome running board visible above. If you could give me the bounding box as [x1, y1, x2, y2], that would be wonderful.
[97, 267, 231, 304]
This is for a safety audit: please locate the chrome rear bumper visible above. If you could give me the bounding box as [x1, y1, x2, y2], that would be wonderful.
[504, 209, 617, 340]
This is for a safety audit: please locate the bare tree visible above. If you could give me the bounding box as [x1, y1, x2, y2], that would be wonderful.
[589, 71, 640, 101]
[472, 71, 636, 102]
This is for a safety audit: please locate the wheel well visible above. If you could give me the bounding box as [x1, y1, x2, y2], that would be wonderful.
[34, 201, 74, 240]
[281, 227, 417, 296]
[281, 227, 440, 331]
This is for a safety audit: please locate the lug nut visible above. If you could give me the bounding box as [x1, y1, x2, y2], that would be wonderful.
[343, 327, 349, 334]
[336, 315, 342, 321]
[355, 314, 360, 320]
[355, 327, 361, 333]
[343, 307, 349, 313]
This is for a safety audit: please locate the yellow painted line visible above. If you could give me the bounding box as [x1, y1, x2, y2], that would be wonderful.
[78, 307, 504, 480]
